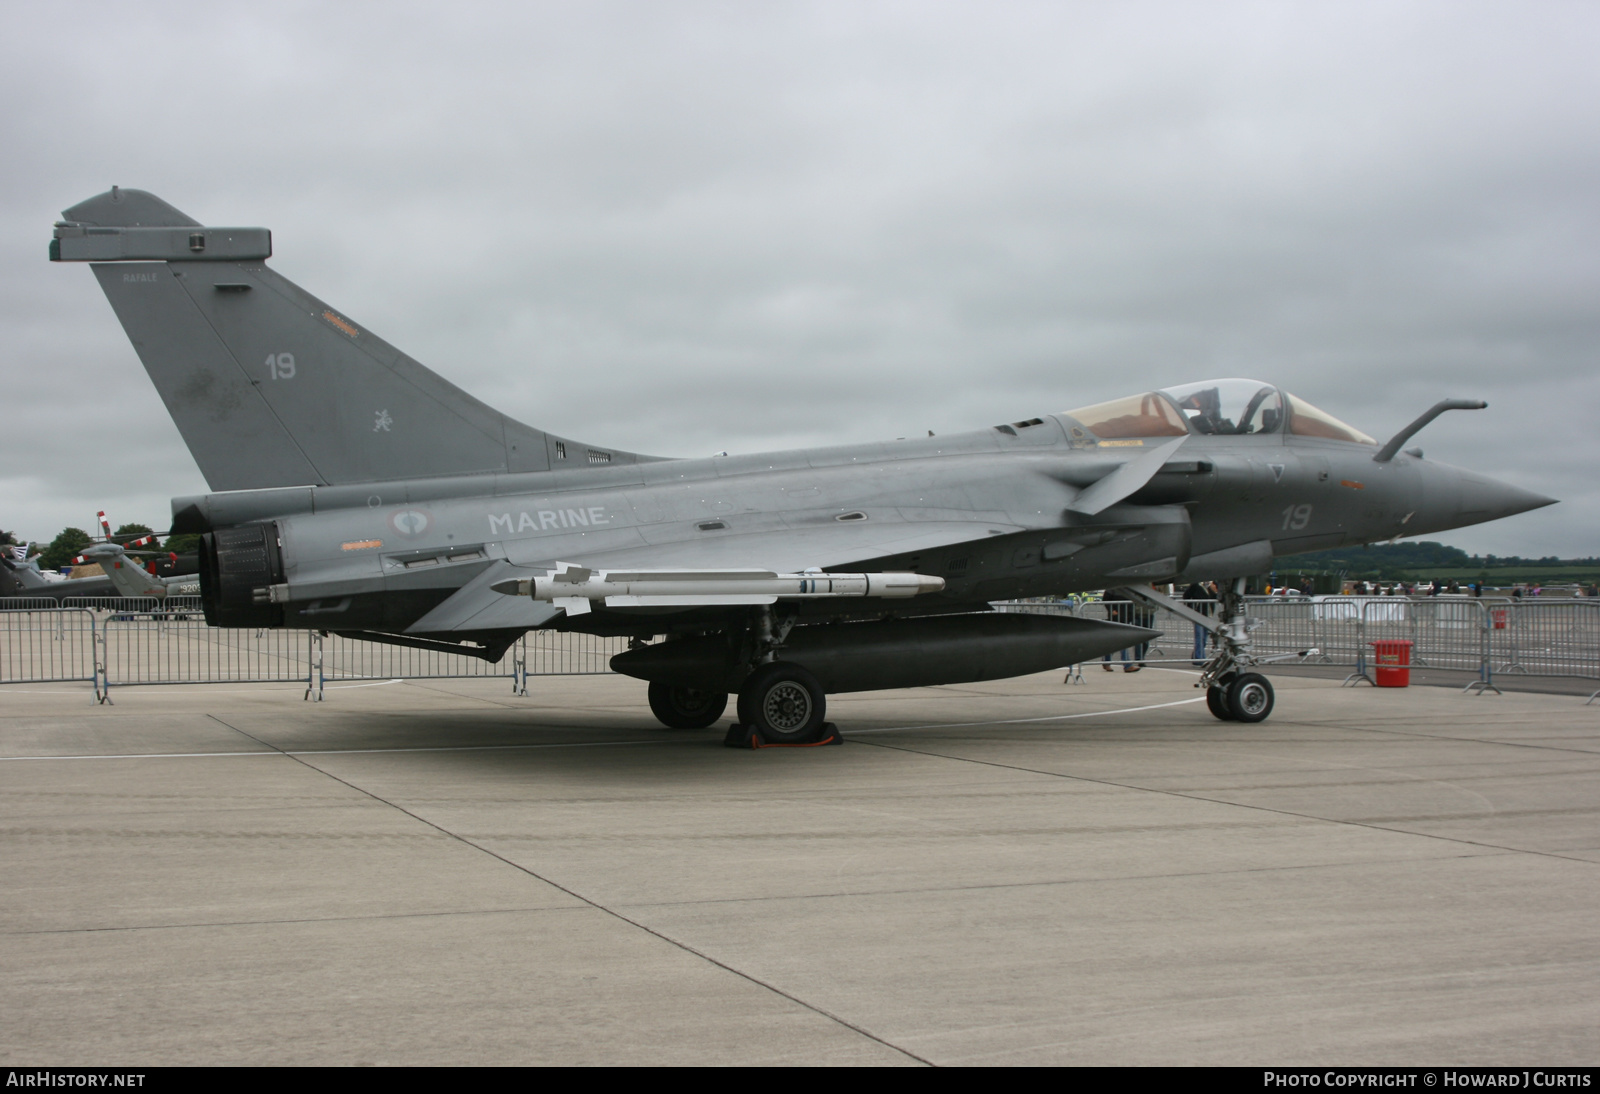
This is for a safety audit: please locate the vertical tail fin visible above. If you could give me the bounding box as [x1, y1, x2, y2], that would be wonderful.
[54, 189, 656, 491]
[76, 543, 164, 597]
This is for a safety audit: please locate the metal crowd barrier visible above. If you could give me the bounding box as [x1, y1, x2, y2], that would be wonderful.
[4, 597, 1599, 701]
[104, 615, 317, 690]
[520, 629, 631, 676]
[1494, 599, 1600, 681]
[320, 632, 509, 683]
[1242, 598, 1327, 663]
[0, 603, 631, 701]
[307, 629, 628, 699]
[63, 595, 164, 613]
[0, 608, 101, 695]
[994, 595, 1600, 697]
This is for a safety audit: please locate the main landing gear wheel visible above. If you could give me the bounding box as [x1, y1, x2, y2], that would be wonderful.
[737, 662, 827, 743]
[648, 682, 729, 729]
[1227, 672, 1274, 723]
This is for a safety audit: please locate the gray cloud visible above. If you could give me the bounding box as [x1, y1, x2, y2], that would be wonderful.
[3, 1, 1595, 555]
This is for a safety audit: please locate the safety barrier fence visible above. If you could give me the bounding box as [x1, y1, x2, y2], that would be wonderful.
[106, 616, 320, 688]
[995, 596, 1600, 694]
[0, 608, 100, 689]
[0, 603, 630, 701]
[61, 596, 174, 614]
[1493, 599, 1600, 680]
[5, 597, 64, 611]
[3, 597, 1598, 700]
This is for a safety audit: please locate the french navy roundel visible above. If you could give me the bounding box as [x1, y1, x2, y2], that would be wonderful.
[388, 508, 433, 537]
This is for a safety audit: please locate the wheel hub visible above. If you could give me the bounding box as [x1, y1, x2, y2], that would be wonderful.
[675, 688, 715, 715]
[1237, 682, 1269, 716]
[762, 683, 812, 731]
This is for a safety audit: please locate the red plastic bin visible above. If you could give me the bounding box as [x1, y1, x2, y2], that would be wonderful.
[1370, 639, 1413, 687]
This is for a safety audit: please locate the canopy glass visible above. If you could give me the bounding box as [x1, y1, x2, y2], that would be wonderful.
[1063, 379, 1376, 445]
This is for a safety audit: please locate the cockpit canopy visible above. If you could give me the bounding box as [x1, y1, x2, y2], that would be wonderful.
[1063, 379, 1376, 445]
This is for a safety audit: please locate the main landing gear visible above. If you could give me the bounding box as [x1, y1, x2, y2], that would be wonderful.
[645, 607, 839, 746]
[647, 682, 728, 729]
[735, 662, 830, 743]
[649, 666, 837, 745]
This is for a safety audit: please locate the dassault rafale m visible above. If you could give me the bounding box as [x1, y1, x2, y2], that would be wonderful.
[50, 188, 1555, 740]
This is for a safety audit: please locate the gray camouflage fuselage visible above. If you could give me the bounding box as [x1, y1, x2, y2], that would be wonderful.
[169, 412, 1546, 642]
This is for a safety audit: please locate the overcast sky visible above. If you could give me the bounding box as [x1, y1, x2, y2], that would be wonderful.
[3, 1, 1596, 556]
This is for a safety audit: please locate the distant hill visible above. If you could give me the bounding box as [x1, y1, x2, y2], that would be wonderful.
[1275, 541, 1600, 583]
[1279, 541, 1470, 572]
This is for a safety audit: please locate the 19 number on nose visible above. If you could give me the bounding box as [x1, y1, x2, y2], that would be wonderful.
[1282, 503, 1312, 530]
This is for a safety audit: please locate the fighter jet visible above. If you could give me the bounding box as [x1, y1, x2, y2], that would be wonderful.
[50, 188, 1555, 739]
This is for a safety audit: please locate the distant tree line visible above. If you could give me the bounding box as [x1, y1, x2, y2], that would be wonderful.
[12, 523, 202, 572]
[1278, 540, 1600, 577]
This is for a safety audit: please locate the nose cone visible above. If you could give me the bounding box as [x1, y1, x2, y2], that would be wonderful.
[1412, 463, 1557, 535]
[1456, 471, 1557, 526]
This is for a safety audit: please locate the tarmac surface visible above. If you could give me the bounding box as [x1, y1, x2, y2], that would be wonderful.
[1, 667, 1597, 1065]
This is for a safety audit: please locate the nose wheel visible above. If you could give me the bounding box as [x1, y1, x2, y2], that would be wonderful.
[1206, 681, 1235, 720]
[1205, 672, 1274, 722]
[1228, 672, 1274, 722]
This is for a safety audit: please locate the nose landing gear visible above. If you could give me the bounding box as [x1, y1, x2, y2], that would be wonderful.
[1115, 579, 1284, 723]
[1196, 579, 1276, 722]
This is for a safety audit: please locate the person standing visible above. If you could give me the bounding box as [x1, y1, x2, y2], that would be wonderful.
[1184, 580, 1214, 665]
[1101, 588, 1139, 672]
[1128, 584, 1158, 669]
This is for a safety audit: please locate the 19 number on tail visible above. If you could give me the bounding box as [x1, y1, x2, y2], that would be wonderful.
[266, 352, 295, 380]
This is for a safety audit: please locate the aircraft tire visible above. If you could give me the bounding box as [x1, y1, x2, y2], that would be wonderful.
[1206, 684, 1236, 721]
[647, 682, 729, 729]
[1227, 673, 1274, 723]
[737, 662, 827, 743]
